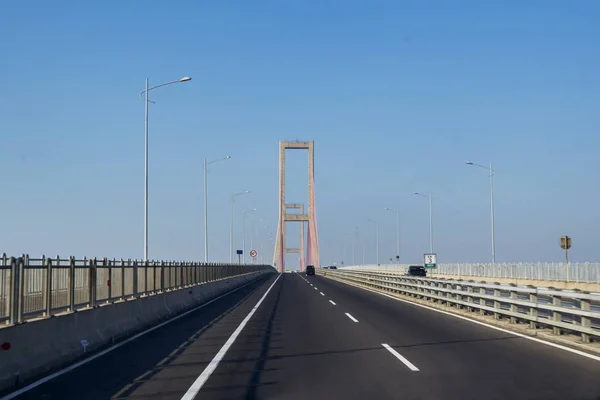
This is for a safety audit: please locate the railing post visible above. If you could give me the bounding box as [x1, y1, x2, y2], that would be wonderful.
[9, 257, 20, 324]
[141, 260, 146, 295]
[120, 259, 125, 300]
[106, 258, 112, 302]
[160, 261, 165, 291]
[179, 262, 184, 288]
[69, 256, 76, 311]
[89, 258, 97, 308]
[133, 260, 139, 298]
[45, 258, 53, 317]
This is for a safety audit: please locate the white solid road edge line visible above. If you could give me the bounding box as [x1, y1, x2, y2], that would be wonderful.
[181, 274, 282, 400]
[320, 292, 325, 296]
[329, 300, 337, 305]
[3, 274, 269, 400]
[360, 284, 600, 363]
[382, 343, 420, 371]
[345, 312, 359, 322]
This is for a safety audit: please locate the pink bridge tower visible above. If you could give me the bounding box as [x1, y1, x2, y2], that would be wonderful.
[272, 141, 321, 273]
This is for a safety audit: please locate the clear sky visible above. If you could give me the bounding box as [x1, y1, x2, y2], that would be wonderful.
[1, 1, 599, 267]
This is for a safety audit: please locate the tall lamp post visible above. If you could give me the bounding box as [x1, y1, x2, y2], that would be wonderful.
[368, 218, 380, 265]
[414, 192, 433, 253]
[230, 190, 250, 263]
[203, 156, 231, 263]
[140, 76, 191, 261]
[384, 207, 400, 263]
[242, 208, 256, 263]
[465, 161, 496, 264]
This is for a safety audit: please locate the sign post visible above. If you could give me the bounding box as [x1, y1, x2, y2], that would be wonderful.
[236, 249, 243, 265]
[250, 249, 257, 264]
[424, 253, 437, 269]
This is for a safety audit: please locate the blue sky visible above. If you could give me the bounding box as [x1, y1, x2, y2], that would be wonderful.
[1, 1, 599, 267]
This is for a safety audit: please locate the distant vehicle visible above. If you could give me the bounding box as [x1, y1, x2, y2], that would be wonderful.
[407, 265, 427, 276]
[306, 265, 315, 275]
[328, 266, 337, 269]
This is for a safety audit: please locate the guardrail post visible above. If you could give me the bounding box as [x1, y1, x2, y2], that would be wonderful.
[106, 258, 112, 302]
[493, 287, 501, 320]
[580, 295, 591, 343]
[509, 285, 518, 323]
[89, 258, 97, 308]
[479, 287, 486, 315]
[466, 283, 474, 312]
[45, 258, 53, 317]
[551, 292, 562, 335]
[528, 286, 538, 329]
[69, 256, 76, 312]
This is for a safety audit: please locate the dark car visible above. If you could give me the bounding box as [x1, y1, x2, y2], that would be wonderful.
[407, 265, 427, 276]
[328, 266, 337, 269]
[306, 265, 315, 275]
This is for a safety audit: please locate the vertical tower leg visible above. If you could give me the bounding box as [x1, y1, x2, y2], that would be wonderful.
[307, 142, 321, 268]
[300, 220, 305, 271]
[273, 141, 286, 272]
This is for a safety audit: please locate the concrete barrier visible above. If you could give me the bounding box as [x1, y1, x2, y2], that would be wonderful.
[0, 270, 274, 394]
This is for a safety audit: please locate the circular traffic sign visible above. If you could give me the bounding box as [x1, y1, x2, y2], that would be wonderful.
[250, 249, 257, 257]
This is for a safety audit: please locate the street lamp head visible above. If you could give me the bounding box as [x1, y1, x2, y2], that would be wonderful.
[413, 192, 419, 195]
[465, 161, 474, 165]
[179, 76, 192, 82]
[225, 156, 232, 159]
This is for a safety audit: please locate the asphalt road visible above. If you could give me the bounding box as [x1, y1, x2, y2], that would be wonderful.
[8, 272, 600, 400]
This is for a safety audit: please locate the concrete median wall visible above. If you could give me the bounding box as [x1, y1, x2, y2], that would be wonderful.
[0, 270, 274, 395]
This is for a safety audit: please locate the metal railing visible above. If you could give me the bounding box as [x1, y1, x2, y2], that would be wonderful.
[341, 262, 600, 283]
[0, 254, 272, 326]
[322, 269, 600, 343]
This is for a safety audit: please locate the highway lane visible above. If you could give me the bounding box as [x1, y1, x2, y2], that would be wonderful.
[311, 273, 600, 400]
[189, 270, 421, 399]
[6, 272, 276, 400]
[7, 270, 600, 399]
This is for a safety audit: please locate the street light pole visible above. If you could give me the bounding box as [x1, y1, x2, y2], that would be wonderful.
[203, 156, 231, 263]
[229, 190, 250, 263]
[140, 76, 191, 261]
[385, 207, 400, 262]
[414, 192, 433, 253]
[465, 161, 496, 264]
[242, 208, 256, 264]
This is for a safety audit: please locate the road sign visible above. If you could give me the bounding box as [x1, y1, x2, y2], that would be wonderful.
[560, 236, 572, 250]
[236, 250, 243, 255]
[424, 253, 437, 268]
[250, 249, 257, 258]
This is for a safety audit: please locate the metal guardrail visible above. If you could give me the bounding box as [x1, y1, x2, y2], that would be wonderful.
[0, 254, 272, 326]
[323, 269, 600, 343]
[342, 262, 600, 283]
